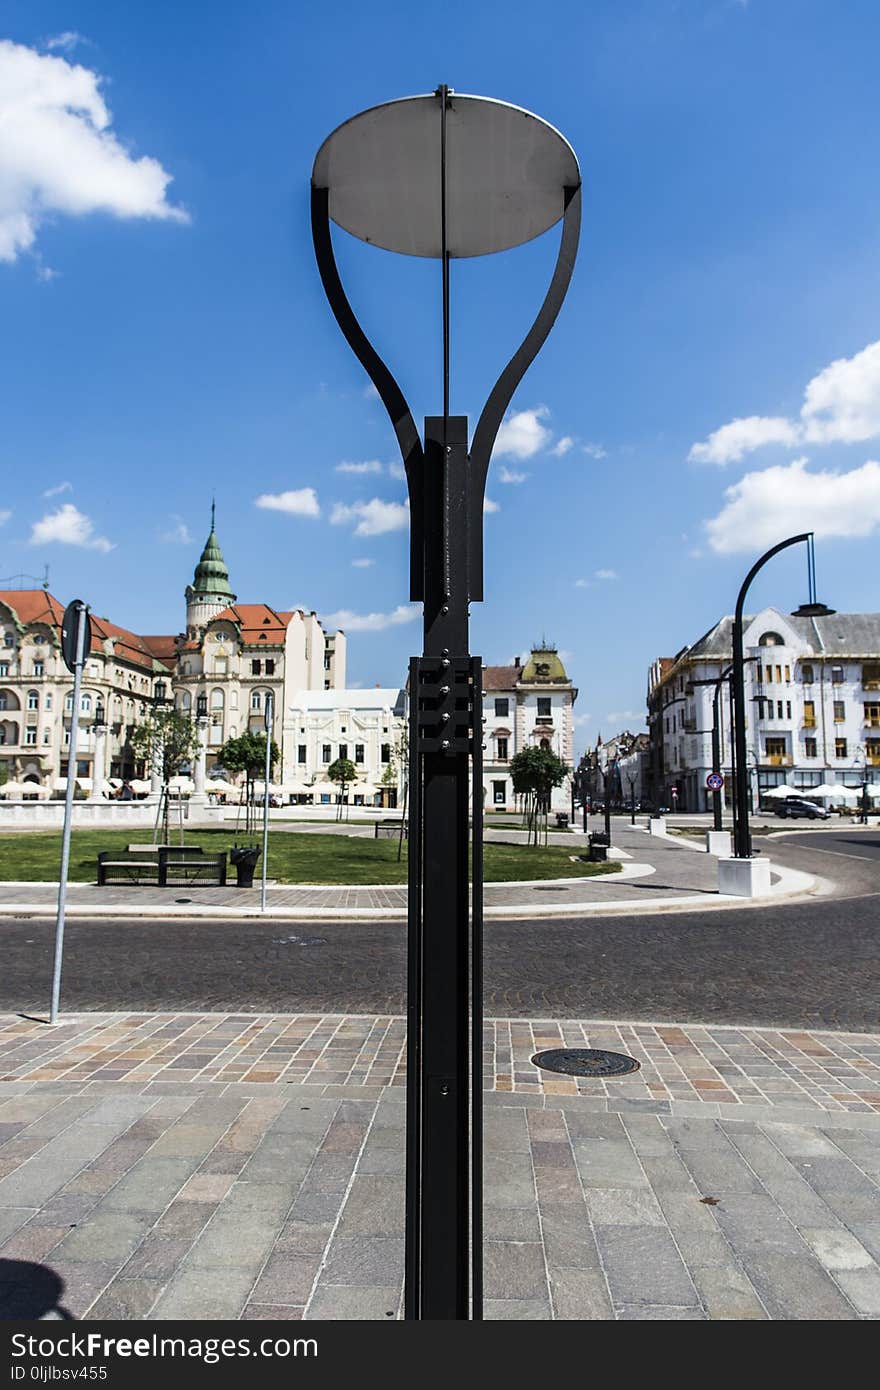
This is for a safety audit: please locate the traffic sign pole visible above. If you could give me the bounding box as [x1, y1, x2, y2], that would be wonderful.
[50, 600, 90, 1025]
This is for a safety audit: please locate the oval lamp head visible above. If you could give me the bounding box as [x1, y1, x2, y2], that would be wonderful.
[312, 91, 581, 259]
[791, 602, 836, 617]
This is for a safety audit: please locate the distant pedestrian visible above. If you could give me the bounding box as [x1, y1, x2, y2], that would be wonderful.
[119, 781, 134, 801]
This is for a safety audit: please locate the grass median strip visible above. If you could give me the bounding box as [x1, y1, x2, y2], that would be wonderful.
[0, 829, 621, 887]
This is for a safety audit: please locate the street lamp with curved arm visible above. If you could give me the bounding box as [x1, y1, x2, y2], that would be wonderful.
[732, 533, 833, 858]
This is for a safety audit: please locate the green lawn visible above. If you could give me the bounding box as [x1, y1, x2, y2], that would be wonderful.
[0, 829, 621, 886]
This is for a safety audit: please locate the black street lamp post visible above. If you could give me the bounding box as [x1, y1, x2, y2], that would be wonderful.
[853, 748, 869, 825]
[711, 665, 732, 832]
[731, 533, 832, 859]
[311, 90, 580, 1320]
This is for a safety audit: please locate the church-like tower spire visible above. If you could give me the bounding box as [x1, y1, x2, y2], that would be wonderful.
[185, 504, 236, 636]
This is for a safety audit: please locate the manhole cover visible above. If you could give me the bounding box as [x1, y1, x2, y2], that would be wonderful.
[175, 898, 192, 904]
[531, 1048, 640, 1078]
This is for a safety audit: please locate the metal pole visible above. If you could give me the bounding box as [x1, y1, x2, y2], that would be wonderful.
[261, 692, 273, 913]
[732, 533, 811, 858]
[50, 602, 88, 1024]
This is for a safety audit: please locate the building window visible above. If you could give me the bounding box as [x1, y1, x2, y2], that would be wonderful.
[756, 663, 763, 684]
[804, 737, 817, 758]
[65, 693, 73, 712]
[27, 690, 38, 710]
[355, 744, 364, 764]
[339, 743, 348, 761]
[45, 692, 52, 712]
[298, 745, 307, 764]
[493, 781, 506, 805]
[759, 632, 784, 646]
[251, 659, 261, 675]
[33, 662, 44, 677]
[494, 698, 509, 717]
[381, 743, 390, 763]
[863, 663, 880, 690]
[251, 691, 262, 711]
[265, 660, 275, 676]
[324, 680, 330, 690]
[497, 737, 508, 762]
[775, 666, 782, 683]
[215, 657, 228, 676]
[765, 737, 786, 761]
[537, 697, 551, 718]
[322, 744, 331, 763]
[42, 728, 50, 745]
[868, 739, 880, 765]
[24, 727, 36, 746]
[803, 700, 816, 728]
[833, 700, 845, 723]
[786, 701, 792, 719]
[784, 666, 791, 682]
[831, 665, 844, 684]
[324, 654, 331, 671]
[802, 664, 814, 684]
[211, 689, 224, 710]
[776, 701, 783, 719]
[763, 665, 772, 683]
[865, 703, 880, 729]
[0, 664, 7, 678]
[835, 738, 848, 759]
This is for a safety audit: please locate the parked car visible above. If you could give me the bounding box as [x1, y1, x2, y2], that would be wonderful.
[775, 797, 830, 820]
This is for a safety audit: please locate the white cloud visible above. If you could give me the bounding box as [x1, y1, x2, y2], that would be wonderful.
[551, 436, 574, 457]
[573, 713, 593, 728]
[351, 557, 375, 568]
[484, 497, 500, 514]
[45, 33, 88, 53]
[41, 480, 72, 498]
[606, 710, 644, 725]
[0, 509, 10, 525]
[582, 442, 607, 460]
[574, 578, 591, 588]
[335, 459, 383, 475]
[29, 502, 113, 552]
[493, 406, 552, 460]
[330, 498, 408, 536]
[705, 456, 880, 554]
[595, 568, 619, 580]
[388, 461, 406, 481]
[321, 604, 420, 632]
[159, 516, 192, 544]
[689, 416, 800, 465]
[498, 465, 528, 484]
[363, 383, 380, 401]
[0, 39, 188, 264]
[690, 339, 880, 464]
[255, 488, 321, 518]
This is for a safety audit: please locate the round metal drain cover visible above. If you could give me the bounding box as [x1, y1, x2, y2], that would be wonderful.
[531, 1048, 640, 1078]
[174, 898, 192, 904]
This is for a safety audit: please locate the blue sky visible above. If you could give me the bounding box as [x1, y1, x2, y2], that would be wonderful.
[2, 0, 880, 751]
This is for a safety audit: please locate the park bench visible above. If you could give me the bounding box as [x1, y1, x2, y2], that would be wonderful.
[374, 819, 407, 839]
[97, 845, 227, 887]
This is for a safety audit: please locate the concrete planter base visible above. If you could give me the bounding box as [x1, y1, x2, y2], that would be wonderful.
[706, 830, 732, 857]
[649, 817, 666, 836]
[718, 855, 771, 898]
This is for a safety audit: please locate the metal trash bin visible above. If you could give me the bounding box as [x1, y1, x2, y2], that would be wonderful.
[555, 812, 569, 828]
[587, 833, 608, 863]
[230, 845, 261, 888]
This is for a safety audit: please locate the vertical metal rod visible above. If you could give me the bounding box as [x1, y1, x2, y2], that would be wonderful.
[50, 602, 87, 1025]
[438, 84, 450, 436]
[470, 656, 483, 1320]
[404, 659, 423, 1319]
[261, 691, 273, 913]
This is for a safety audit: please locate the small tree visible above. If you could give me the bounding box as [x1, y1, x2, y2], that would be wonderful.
[327, 757, 357, 821]
[130, 708, 200, 843]
[217, 731, 280, 834]
[509, 746, 569, 846]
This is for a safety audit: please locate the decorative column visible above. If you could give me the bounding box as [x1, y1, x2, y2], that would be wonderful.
[146, 738, 163, 804]
[87, 724, 108, 801]
[189, 717, 209, 810]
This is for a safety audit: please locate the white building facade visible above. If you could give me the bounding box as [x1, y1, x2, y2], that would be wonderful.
[647, 608, 880, 811]
[287, 688, 406, 807]
[481, 646, 577, 812]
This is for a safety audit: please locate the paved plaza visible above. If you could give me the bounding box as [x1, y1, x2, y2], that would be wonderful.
[1, 1012, 880, 1320]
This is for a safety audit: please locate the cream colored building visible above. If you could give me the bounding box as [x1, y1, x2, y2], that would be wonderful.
[287, 688, 406, 806]
[481, 645, 577, 811]
[0, 512, 345, 798]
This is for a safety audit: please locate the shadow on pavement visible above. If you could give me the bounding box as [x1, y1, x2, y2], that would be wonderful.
[0, 1260, 73, 1319]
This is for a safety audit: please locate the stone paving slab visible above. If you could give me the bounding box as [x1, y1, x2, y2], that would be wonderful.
[0, 1012, 878, 1321]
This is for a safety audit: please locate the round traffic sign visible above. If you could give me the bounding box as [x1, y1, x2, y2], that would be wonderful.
[706, 772, 724, 791]
[61, 600, 90, 675]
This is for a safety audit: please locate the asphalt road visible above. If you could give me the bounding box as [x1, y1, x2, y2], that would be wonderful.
[2, 830, 877, 1030]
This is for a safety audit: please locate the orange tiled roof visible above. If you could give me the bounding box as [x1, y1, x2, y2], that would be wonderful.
[0, 591, 167, 674]
[211, 603, 294, 645]
[482, 664, 522, 691]
[0, 590, 65, 629]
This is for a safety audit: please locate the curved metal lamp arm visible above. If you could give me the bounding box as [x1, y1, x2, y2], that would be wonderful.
[311, 186, 425, 593]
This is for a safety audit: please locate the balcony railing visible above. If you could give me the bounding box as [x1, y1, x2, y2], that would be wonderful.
[764, 754, 793, 767]
[802, 717, 816, 728]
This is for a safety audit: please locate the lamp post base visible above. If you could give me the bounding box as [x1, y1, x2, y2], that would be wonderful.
[649, 816, 666, 836]
[718, 855, 771, 898]
[706, 830, 732, 857]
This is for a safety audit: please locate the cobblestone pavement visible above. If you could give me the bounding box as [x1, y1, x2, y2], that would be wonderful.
[1, 1012, 879, 1321]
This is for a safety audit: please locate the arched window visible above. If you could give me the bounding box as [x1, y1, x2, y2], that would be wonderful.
[211, 688, 224, 710]
[180, 691, 191, 711]
[65, 693, 74, 713]
[45, 693, 52, 710]
[27, 690, 39, 710]
[759, 632, 784, 647]
[801, 664, 814, 684]
[81, 694, 92, 714]
[251, 690, 263, 711]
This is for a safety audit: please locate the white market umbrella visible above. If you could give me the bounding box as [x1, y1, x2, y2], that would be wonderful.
[1, 780, 45, 798]
[762, 784, 799, 799]
[128, 778, 152, 795]
[811, 782, 858, 800]
[167, 775, 194, 793]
